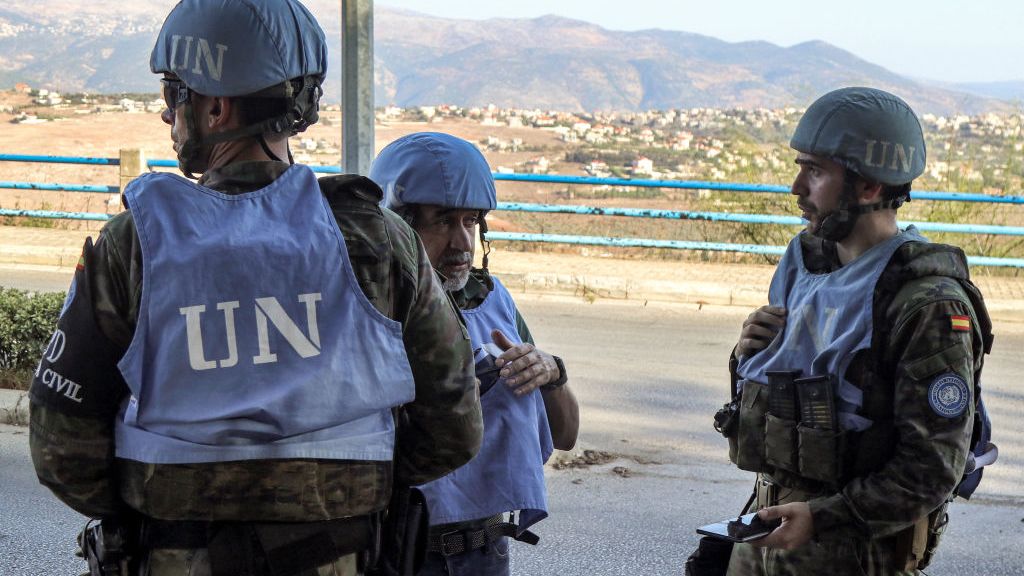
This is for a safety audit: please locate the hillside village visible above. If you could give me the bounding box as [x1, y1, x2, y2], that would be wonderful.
[4, 84, 1024, 199]
[381, 101, 1024, 196]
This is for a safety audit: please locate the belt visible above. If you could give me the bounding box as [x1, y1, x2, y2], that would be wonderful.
[141, 516, 373, 576]
[754, 473, 828, 510]
[426, 514, 539, 557]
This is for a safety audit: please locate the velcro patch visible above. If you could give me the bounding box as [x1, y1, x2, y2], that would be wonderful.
[928, 373, 969, 418]
[950, 315, 970, 332]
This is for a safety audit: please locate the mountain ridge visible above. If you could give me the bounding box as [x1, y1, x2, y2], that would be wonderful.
[0, 2, 1016, 114]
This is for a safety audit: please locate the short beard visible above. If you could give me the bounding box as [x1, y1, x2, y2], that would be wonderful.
[442, 269, 470, 291]
[439, 251, 472, 291]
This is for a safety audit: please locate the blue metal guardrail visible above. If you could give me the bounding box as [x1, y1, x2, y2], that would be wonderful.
[2, 154, 1024, 267]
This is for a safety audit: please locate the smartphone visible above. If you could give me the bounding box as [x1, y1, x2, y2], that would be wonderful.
[696, 512, 781, 543]
[474, 354, 502, 396]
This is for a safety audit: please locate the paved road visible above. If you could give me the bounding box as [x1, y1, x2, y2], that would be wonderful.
[2, 273, 1023, 574]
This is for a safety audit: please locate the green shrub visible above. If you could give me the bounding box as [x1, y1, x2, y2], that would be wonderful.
[0, 287, 65, 390]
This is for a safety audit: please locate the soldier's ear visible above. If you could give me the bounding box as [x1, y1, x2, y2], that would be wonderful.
[205, 96, 234, 130]
[856, 179, 884, 204]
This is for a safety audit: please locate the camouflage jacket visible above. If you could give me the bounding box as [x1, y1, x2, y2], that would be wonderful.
[729, 233, 989, 543]
[450, 268, 531, 342]
[29, 161, 483, 521]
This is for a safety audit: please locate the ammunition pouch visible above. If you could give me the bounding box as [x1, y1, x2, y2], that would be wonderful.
[730, 372, 845, 484]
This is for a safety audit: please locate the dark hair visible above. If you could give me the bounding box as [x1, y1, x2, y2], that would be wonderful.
[842, 168, 911, 209]
[234, 96, 288, 128]
[881, 182, 912, 203]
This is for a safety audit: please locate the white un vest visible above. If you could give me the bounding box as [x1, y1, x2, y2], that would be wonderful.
[737, 227, 925, 431]
[116, 165, 414, 464]
[417, 276, 553, 531]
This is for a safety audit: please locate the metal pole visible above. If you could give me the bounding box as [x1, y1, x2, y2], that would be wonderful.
[341, 0, 374, 175]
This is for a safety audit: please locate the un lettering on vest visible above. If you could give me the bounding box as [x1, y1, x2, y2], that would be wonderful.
[782, 304, 839, 353]
[168, 35, 228, 81]
[864, 140, 916, 174]
[179, 293, 323, 371]
[33, 329, 84, 403]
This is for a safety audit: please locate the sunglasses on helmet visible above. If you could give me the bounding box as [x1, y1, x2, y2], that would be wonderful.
[160, 78, 190, 111]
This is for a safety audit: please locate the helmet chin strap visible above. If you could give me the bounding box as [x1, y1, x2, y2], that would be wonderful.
[176, 100, 205, 180]
[812, 172, 904, 242]
[175, 78, 321, 177]
[479, 212, 491, 270]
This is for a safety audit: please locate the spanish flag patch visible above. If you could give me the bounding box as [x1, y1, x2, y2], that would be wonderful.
[951, 315, 970, 332]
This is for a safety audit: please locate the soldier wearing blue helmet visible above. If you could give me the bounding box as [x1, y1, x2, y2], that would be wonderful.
[714, 88, 994, 575]
[371, 132, 580, 576]
[29, 3, 483, 575]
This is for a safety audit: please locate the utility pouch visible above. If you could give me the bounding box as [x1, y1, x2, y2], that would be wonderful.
[733, 381, 768, 472]
[797, 424, 845, 483]
[714, 400, 739, 438]
[916, 500, 951, 571]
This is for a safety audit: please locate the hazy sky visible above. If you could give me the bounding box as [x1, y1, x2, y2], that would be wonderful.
[378, 1, 1023, 84]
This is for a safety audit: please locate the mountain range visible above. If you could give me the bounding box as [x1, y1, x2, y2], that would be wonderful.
[0, 1, 1020, 114]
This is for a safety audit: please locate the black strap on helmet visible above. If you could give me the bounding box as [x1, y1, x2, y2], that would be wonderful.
[176, 76, 322, 177]
[479, 214, 492, 270]
[196, 76, 322, 146]
[814, 168, 910, 242]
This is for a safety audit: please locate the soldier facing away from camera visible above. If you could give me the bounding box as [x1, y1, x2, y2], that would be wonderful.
[28, 2, 482, 574]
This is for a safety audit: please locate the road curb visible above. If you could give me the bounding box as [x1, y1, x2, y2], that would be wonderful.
[498, 271, 767, 308]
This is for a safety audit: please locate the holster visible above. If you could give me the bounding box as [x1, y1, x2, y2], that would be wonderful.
[367, 486, 429, 576]
[77, 519, 138, 576]
[898, 499, 951, 572]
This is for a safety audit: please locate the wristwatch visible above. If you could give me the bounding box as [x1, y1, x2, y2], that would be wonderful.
[541, 356, 567, 391]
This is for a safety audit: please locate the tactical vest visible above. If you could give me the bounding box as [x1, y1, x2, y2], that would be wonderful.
[417, 276, 553, 532]
[726, 234, 993, 571]
[732, 228, 921, 482]
[116, 165, 415, 464]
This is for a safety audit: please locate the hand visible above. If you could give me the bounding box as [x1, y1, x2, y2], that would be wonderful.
[736, 305, 787, 358]
[492, 329, 559, 397]
[749, 502, 813, 551]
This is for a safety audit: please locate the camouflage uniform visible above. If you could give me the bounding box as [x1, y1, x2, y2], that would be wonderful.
[29, 161, 484, 573]
[725, 234, 990, 576]
[448, 269, 531, 340]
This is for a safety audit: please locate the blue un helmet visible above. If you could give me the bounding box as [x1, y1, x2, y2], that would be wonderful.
[150, 0, 327, 173]
[790, 87, 926, 241]
[370, 132, 498, 266]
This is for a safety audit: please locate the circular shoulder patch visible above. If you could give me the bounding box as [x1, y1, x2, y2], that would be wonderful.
[928, 373, 970, 418]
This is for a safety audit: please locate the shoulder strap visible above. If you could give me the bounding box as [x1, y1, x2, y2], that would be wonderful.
[869, 242, 995, 499]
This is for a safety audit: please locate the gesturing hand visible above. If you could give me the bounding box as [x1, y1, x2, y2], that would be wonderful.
[492, 329, 559, 397]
